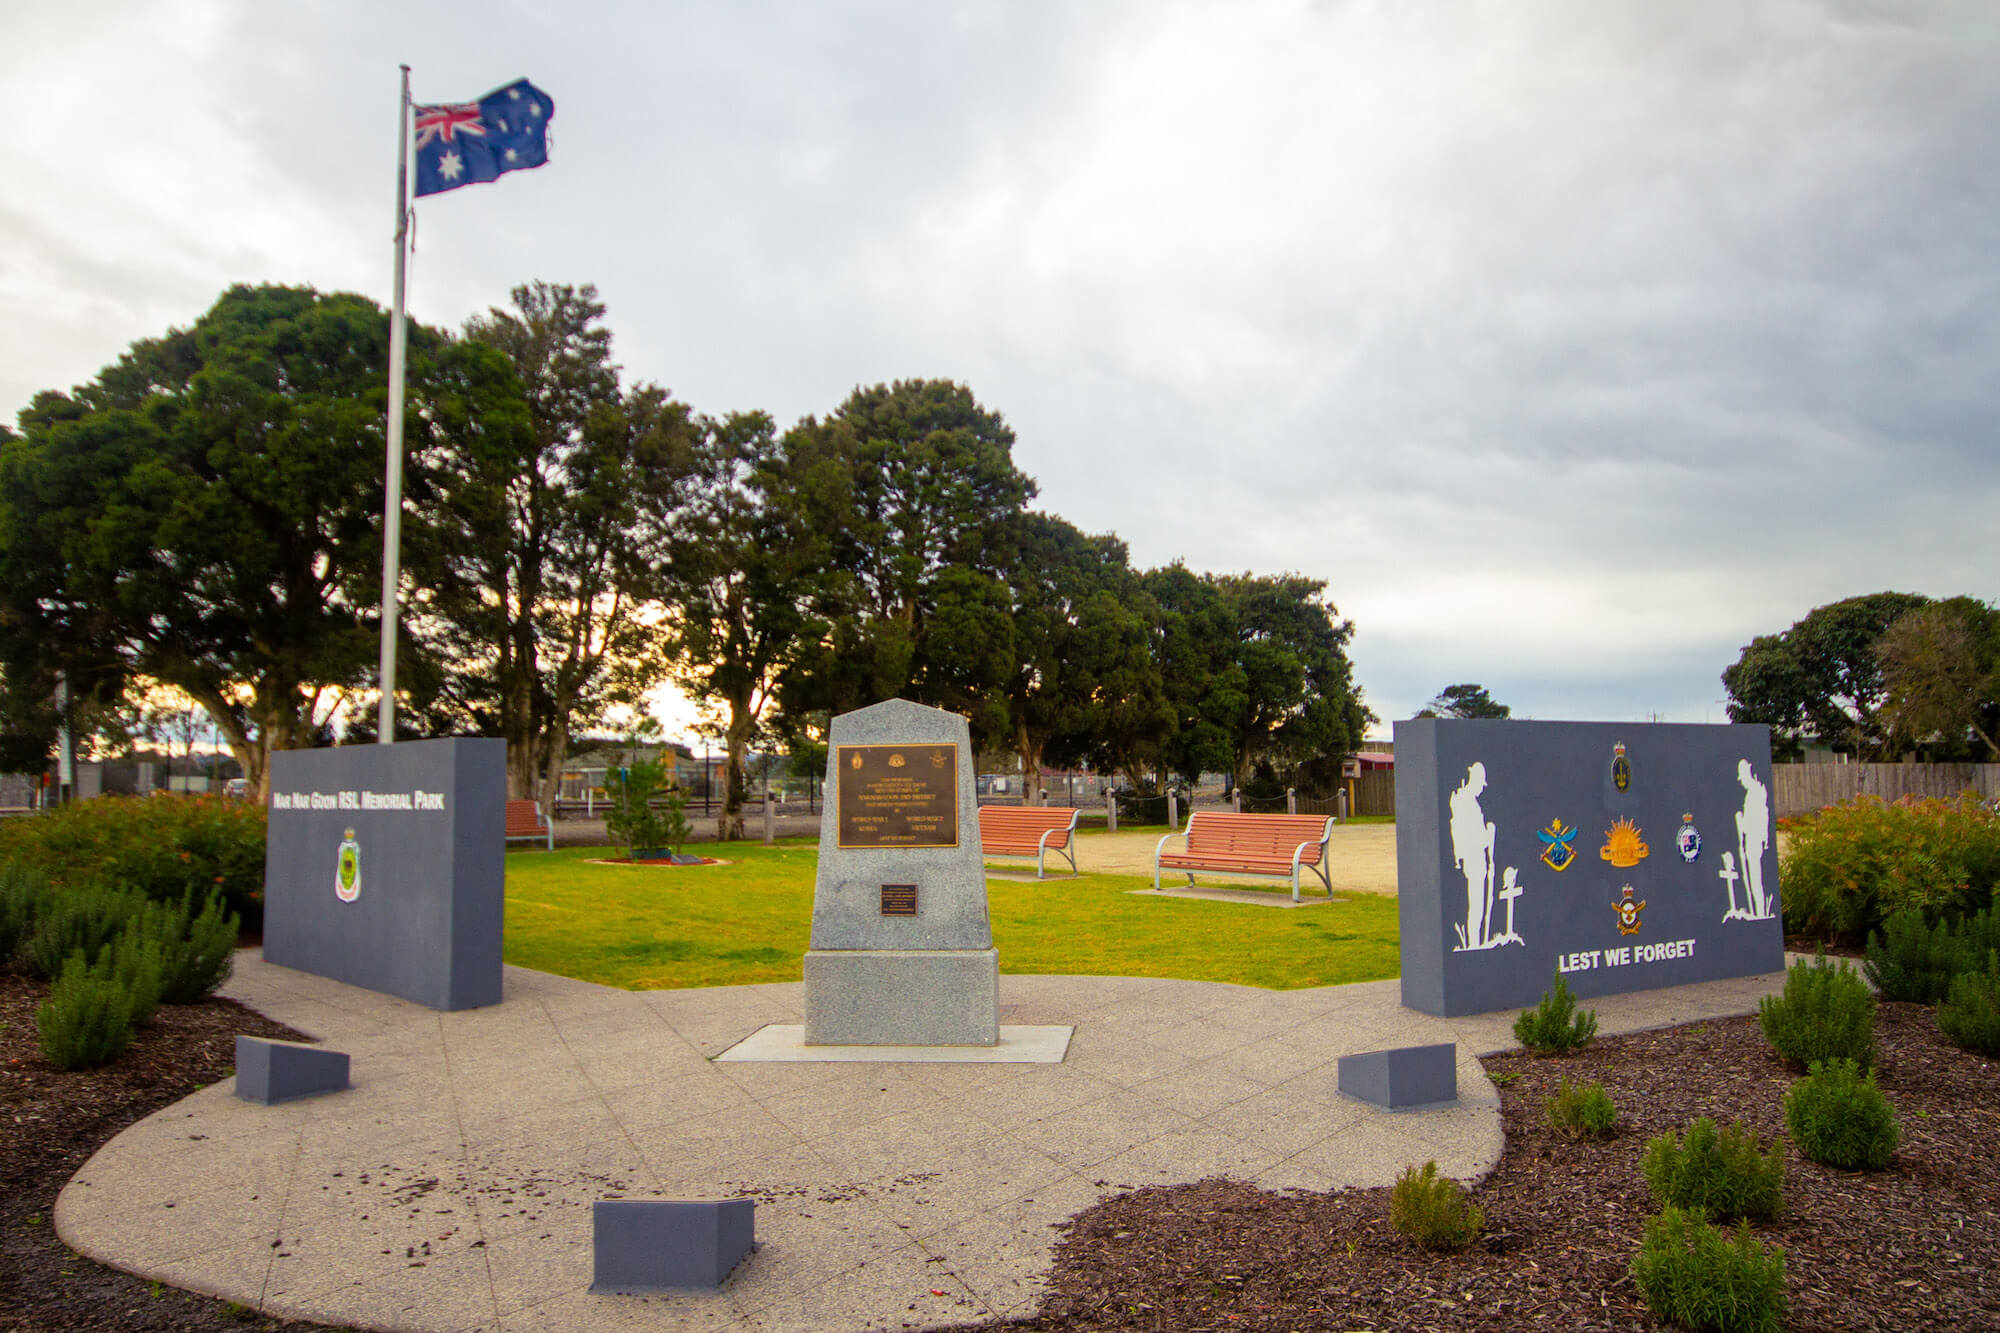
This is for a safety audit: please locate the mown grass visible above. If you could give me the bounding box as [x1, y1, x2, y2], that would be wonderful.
[502, 840, 1399, 992]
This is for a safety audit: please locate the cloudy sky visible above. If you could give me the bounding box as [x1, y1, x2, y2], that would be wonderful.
[5, 0, 1995, 740]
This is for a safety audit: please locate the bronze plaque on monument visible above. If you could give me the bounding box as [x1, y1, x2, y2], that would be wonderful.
[836, 743, 959, 849]
[880, 884, 918, 915]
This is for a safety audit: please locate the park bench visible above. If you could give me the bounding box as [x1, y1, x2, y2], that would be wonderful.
[505, 799, 554, 852]
[1154, 811, 1335, 903]
[978, 805, 1080, 879]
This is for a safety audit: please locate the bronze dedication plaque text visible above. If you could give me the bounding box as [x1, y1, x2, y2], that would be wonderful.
[836, 743, 959, 849]
[879, 884, 918, 915]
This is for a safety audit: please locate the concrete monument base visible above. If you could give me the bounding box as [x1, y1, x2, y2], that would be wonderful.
[802, 948, 999, 1046]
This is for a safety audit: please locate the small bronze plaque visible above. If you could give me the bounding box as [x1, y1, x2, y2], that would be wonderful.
[836, 743, 959, 849]
[880, 883, 918, 916]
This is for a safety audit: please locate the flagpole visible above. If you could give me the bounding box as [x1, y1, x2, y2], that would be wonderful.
[378, 64, 412, 745]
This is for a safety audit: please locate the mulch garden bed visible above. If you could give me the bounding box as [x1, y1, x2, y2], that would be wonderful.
[5, 972, 1997, 1332]
[992, 1003, 2000, 1332]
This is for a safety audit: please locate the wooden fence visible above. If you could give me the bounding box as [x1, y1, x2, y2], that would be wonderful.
[1773, 763, 2000, 818]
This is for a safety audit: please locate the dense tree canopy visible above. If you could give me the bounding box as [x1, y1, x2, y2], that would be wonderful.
[1724, 592, 1938, 758]
[1876, 598, 2000, 760]
[1416, 683, 1511, 719]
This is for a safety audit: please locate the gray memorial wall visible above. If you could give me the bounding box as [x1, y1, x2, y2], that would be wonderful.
[1396, 718, 1783, 1017]
[803, 699, 999, 1046]
[263, 737, 506, 1011]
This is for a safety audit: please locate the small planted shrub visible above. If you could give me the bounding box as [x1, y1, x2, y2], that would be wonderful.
[22, 881, 148, 981]
[1641, 1118, 1785, 1222]
[0, 861, 50, 965]
[1937, 951, 2000, 1055]
[1784, 1058, 1899, 1169]
[1865, 907, 1999, 1005]
[1631, 1206, 1787, 1333]
[1758, 949, 1875, 1069]
[106, 928, 166, 1026]
[1546, 1076, 1619, 1137]
[135, 892, 240, 1004]
[35, 948, 141, 1069]
[1388, 1160, 1483, 1251]
[1514, 974, 1599, 1053]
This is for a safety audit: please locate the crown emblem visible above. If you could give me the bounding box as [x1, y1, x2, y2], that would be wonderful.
[1599, 817, 1650, 867]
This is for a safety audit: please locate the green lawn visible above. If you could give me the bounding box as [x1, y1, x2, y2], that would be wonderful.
[503, 841, 1400, 992]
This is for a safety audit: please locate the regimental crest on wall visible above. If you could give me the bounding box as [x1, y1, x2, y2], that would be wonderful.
[1677, 813, 1702, 864]
[1599, 817, 1650, 868]
[335, 827, 361, 903]
[1612, 741, 1631, 792]
[1615, 884, 1646, 936]
[1536, 818, 1578, 872]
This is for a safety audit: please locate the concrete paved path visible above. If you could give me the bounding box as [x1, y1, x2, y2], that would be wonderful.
[57, 953, 1793, 1333]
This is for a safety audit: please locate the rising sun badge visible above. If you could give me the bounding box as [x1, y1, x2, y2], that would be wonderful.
[1537, 818, 1578, 872]
[1599, 817, 1650, 868]
[335, 828, 361, 903]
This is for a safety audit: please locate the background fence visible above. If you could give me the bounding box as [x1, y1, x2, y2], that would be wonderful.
[1773, 763, 2000, 818]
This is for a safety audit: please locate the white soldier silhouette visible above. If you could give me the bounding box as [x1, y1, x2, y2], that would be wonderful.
[1449, 762, 1520, 950]
[1725, 759, 1776, 922]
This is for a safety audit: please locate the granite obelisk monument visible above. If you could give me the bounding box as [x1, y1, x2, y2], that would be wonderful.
[802, 699, 999, 1046]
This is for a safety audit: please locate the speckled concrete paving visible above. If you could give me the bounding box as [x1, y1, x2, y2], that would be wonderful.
[56, 951, 1795, 1333]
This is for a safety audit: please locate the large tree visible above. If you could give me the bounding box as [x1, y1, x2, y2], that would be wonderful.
[660, 411, 816, 838]
[0, 284, 489, 796]
[775, 379, 1035, 729]
[996, 514, 1169, 803]
[1143, 566, 1372, 789]
[1416, 683, 1511, 719]
[414, 282, 696, 806]
[1723, 592, 1930, 758]
[1877, 598, 2000, 760]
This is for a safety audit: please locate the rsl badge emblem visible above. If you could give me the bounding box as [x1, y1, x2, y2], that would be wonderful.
[1612, 741, 1631, 792]
[1536, 818, 1578, 872]
[1677, 813, 1702, 864]
[1615, 884, 1646, 936]
[335, 827, 361, 903]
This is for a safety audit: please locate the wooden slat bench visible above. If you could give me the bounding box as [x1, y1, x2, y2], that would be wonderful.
[978, 805, 1080, 879]
[1154, 811, 1335, 903]
[505, 799, 554, 852]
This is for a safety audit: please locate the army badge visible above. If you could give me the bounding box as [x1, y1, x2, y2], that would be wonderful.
[1615, 884, 1646, 936]
[1599, 817, 1650, 868]
[1612, 741, 1631, 792]
[1677, 813, 1702, 864]
[1536, 818, 1578, 872]
[335, 827, 361, 903]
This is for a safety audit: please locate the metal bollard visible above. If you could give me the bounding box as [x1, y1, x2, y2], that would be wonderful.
[1287, 787, 1296, 814]
[1167, 789, 1179, 831]
[1105, 788, 1117, 833]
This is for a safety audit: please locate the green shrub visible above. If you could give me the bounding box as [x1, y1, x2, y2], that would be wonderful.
[1937, 951, 2000, 1055]
[1784, 1058, 1899, 1169]
[1758, 949, 1876, 1069]
[0, 795, 265, 930]
[105, 929, 165, 1026]
[35, 948, 141, 1069]
[604, 759, 692, 859]
[1514, 974, 1598, 1052]
[1865, 907, 1999, 1004]
[1781, 792, 2000, 944]
[1388, 1160, 1483, 1251]
[1631, 1206, 1787, 1333]
[22, 881, 148, 980]
[0, 861, 51, 966]
[133, 892, 239, 1004]
[1546, 1076, 1618, 1137]
[1641, 1118, 1785, 1222]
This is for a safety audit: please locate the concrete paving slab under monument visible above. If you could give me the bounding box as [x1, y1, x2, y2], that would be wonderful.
[57, 948, 1806, 1333]
[717, 1024, 1074, 1063]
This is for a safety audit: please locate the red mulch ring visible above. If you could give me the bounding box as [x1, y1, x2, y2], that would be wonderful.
[585, 856, 728, 867]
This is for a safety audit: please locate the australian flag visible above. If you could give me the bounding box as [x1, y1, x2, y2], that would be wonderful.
[413, 78, 554, 198]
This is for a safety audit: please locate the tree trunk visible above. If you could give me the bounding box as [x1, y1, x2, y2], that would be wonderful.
[539, 712, 571, 820]
[720, 691, 754, 840]
[1016, 720, 1043, 807]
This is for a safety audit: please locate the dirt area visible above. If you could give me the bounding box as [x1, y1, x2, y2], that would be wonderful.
[1078, 824, 1400, 895]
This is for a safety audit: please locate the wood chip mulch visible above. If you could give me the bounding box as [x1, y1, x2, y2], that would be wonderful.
[6, 969, 1999, 1333]
[979, 1004, 2000, 1332]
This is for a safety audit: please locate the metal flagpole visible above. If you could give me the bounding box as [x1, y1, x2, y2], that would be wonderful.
[378, 64, 413, 745]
